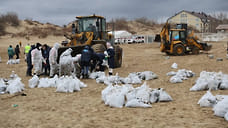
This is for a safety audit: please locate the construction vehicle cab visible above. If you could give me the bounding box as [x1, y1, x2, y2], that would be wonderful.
[58, 14, 122, 68]
[160, 23, 211, 56]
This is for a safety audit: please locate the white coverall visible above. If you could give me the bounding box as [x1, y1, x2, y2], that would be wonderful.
[72, 54, 81, 78]
[31, 48, 45, 75]
[49, 43, 60, 77]
[59, 48, 74, 76]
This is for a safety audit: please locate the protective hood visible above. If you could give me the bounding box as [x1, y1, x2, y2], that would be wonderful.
[54, 43, 60, 49]
[60, 48, 72, 57]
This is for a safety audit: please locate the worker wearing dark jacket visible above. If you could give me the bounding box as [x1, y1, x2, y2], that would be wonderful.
[15, 45, 20, 59]
[106, 42, 115, 75]
[26, 45, 35, 76]
[92, 53, 105, 71]
[41, 44, 50, 76]
[81, 46, 92, 78]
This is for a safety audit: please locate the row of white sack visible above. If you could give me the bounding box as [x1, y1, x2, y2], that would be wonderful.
[102, 82, 173, 108]
[190, 71, 228, 91]
[198, 91, 228, 121]
[0, 73, 24, 94]
[167, 69, 195, 83]
[90, 71, 158, 85]
[29, 75, 87, 93]
[7, 59, 20, 64]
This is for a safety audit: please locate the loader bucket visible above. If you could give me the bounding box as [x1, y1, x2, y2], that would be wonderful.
[200, 43, 212, 51]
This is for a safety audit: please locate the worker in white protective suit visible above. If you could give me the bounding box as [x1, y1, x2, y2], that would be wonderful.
[49, 43, 60, 77]
[31, 43, 45, 76]
[59, 48, 74, 76]
[72, 54, 81, 78]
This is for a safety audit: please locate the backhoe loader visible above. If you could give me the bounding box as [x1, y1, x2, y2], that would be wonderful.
[58, 14, 122, 68]
[160, 23, 211, 55]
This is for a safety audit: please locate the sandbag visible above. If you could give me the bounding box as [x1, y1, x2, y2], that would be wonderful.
[135, 82, 151, 103]
[166, 71, 177, 76]
[159, 88, 173, 102]
[48, 75, 58, 88]
[149, 89, 160, 103]
[198, 91, 217, 107]
[171, 63, 178, 69]
[213, 98, 228, 117]
[170, 76, 183, 83]
[38, 78, 50, 88]
[89, 71, 105, 79]
[125, 99, 152, 108]
[6, 78, 24, 94]
[106, 92, 125, 108]
[225, 112, 228, 121]
[28, 75, 39, 88]
[138, 71, 158, 80]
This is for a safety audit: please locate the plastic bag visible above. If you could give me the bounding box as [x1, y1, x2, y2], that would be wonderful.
[158, 88, 173, 102]
[38, 78, 50, 88]
[28, 75, 39, 88]
[171, 63, 178, 69]
[125, 99, 152, 108]
[213, 98, 228, 117]
[139, 71, 158, 80]
[225, 112, 228, 121]
[149, 89, 160, 103]
[6, 78, 24, 94]
[166, 71, 177, 76]
[198, 91, 217, 107]
[170, 76, 183, 83]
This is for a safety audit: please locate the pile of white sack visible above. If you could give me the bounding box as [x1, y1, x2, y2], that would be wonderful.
[28, 75, 87, 93]
[167, 69, 195, 83]
[0, 71, 24, 94]
[190, 71, 228, 91]
[102, 82, 173, 108]
[6, 59, 20, 64]
[197, 91, 228, 121]
[90, 71, 158, 86]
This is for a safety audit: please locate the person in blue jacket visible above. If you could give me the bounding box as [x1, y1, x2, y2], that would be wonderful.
[106, 42, 115, 75]
[80, 45, 92, 78]
[26, 45, 35, 76]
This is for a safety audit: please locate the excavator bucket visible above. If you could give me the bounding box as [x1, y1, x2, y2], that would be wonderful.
[199, 42, 212, 51]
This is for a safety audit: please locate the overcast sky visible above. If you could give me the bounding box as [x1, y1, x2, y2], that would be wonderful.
[0, 0, 228, 26]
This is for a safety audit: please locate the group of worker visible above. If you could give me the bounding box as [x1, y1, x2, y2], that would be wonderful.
[7, 44, 21, 60]
[26, 43, 52, 76]
[22, 41, 115, 78]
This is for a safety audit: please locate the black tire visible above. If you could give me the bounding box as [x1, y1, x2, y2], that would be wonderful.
[192, 47, 200, 55]
[114, 45, 123, 68]
[173, 44, 185, 56]
[92, 44, 106, 53]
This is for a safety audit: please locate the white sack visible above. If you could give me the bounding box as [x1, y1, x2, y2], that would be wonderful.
[213, 98, 228, 117]
[171, 63, 178, 69]
[28, 75, 39, 88]
[6, 78, 24, 94]
[158, 88, 173, 102]
[198, 91, 217, 107]
[125, 99, 152, 108]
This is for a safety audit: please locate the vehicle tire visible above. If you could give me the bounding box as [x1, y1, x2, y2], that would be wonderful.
[173, 44, 185, 56]
[192, 47, 200, 55]
[114, 45, 123, 68]
[92, 44, 106, 53]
